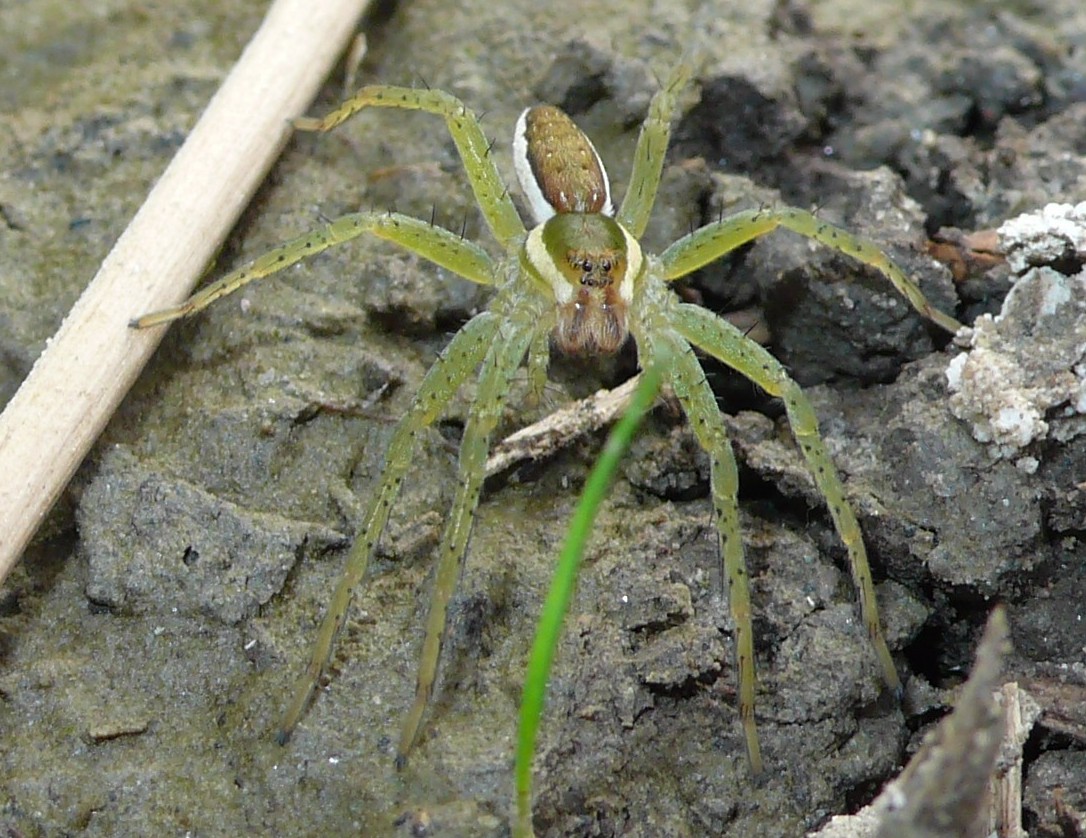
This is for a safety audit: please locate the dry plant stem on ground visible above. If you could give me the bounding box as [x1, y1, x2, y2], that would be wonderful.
[812, 608, 1039, 838]
[486, 376, 642, 476]
[0, 0, 373, 587]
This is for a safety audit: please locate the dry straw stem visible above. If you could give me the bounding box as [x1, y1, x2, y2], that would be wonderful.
[486, 377, 642, 477]
[0, 0, 374, 587]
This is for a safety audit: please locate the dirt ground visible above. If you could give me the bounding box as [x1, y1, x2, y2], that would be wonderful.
[2, 0, 1085, 836]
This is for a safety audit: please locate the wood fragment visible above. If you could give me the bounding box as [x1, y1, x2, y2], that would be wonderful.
[0, 0, 374, 588]
[486, 377, 642, 477]
[811, 608, 1035, 838]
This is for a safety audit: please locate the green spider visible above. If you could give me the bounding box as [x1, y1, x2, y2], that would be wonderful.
[134, 59, 962, 773]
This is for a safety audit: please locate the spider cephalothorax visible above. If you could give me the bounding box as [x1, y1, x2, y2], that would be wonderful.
[526, 212, 640, 354]
[134, 59, 962, 777]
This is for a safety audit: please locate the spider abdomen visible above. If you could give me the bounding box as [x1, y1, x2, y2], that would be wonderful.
[514, 105, 613, 222]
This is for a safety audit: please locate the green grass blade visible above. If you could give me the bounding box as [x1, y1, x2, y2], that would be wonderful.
[514, 364, 663, 837]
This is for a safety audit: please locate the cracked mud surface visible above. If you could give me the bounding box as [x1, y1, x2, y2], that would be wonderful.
[2, 0, 1085, 835]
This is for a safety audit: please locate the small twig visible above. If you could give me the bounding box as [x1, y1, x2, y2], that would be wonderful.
[486, 376, 642, 477]
[0, 0, 374, 587]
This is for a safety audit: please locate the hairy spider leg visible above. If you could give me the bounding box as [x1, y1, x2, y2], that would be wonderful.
[397, 314, 539, 764]
[133, 79, 554, 753]
[617, 59, 694, 237]
[639, 322, 763, 772]
[658, 207, 965, 334]
[131, 212, 496, 328]
[672, 303, 902, 710]
[277, 311, 503, 742]
[131, 207, 513, 747]
[294, 85, 526, 246]
[526, 329, 551, 405]
[630, 183, 960, 771]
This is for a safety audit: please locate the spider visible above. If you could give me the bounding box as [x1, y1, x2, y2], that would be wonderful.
[133, 59, 962, 773]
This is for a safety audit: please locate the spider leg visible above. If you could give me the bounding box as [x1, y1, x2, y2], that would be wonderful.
[671, 303, 902, 699]
[658, 207, 963, 333]
[526, 328, 551, 406]
[276, 310, 502, 743]
[132, 212, 496, 328]
[295, 86, 526, 246]
[617, 59, 695, 237]
[642, 326, 763, 773]
[397, 316, 537, 764]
